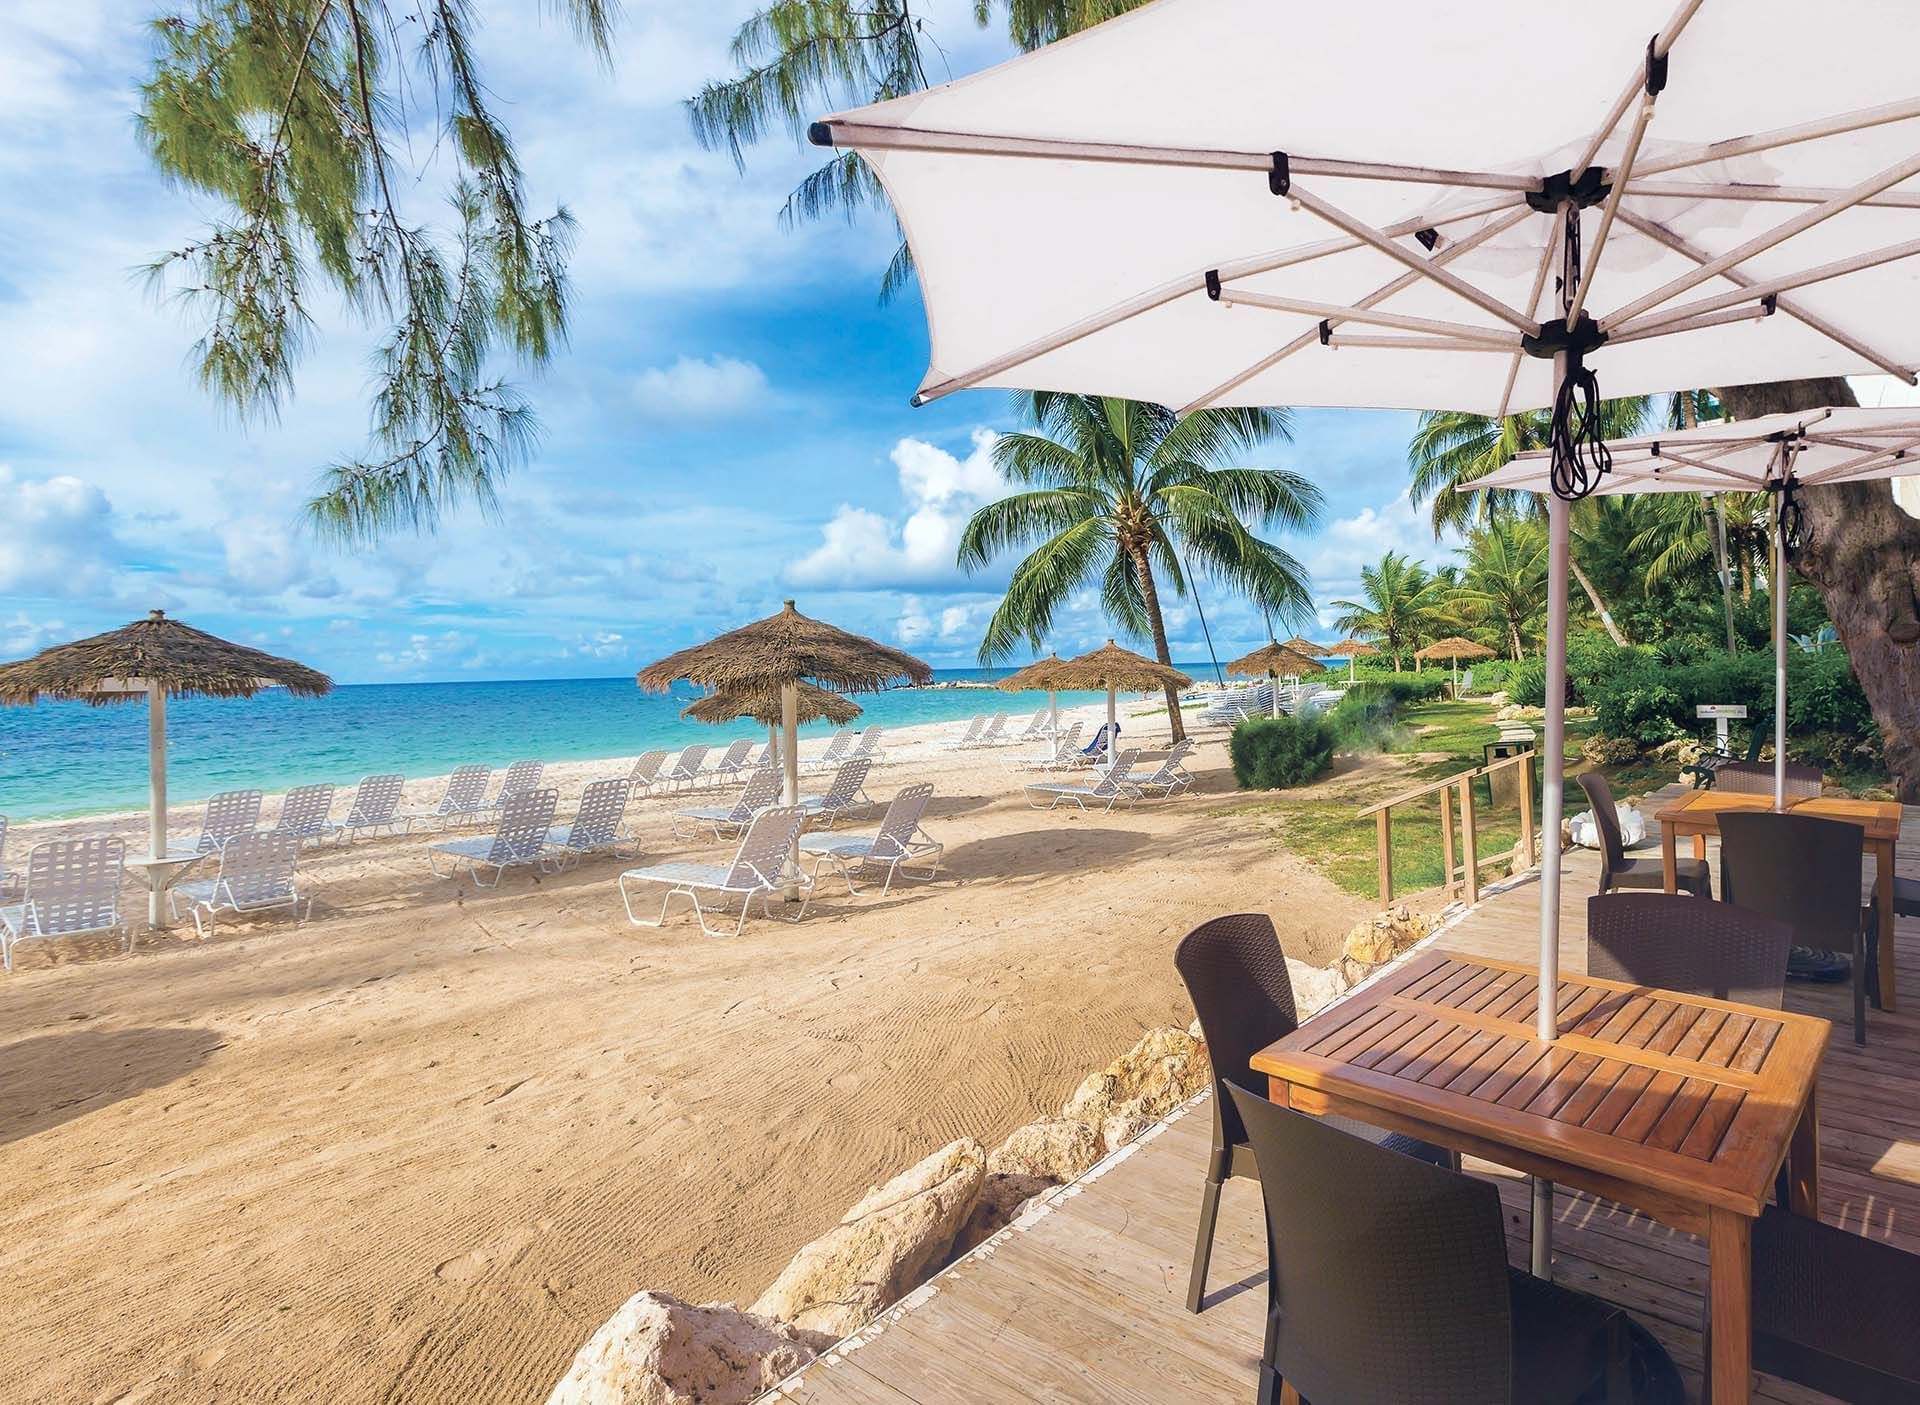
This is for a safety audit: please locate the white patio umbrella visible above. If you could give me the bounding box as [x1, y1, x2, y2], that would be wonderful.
[1474, 406, 1920, 804]
[810, 0, 1920, 1076]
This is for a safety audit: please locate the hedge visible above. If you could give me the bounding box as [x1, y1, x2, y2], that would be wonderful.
[1230, 714, 1336, 788]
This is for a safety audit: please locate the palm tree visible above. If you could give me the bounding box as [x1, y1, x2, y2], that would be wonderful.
[1407, 401, 1656, 646]
[1456, 519, 1549, 660]
[1328, 552, 1453, 671]
[958, 394, 1323, 742]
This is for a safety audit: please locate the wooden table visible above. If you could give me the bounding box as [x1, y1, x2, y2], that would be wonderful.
[1656, 789, 1900, 1011]
[1251, 950, 1830, 1405]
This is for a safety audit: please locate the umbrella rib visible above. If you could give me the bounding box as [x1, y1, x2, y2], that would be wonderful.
[1323, 333, 1515, 353]
[915, 195, 1522, 405]
[1623, 180, 1920, 211]
[1178, 205, 1532, 414]
[1211, 289, 1523, 345]
[1287, 183, 1536, 331]
[1605, 234, 1920, 340]
[1601, 148, 1920, 330]
[1614, 209, 1916, 383]
[813, 121, 1541, 191]
[1797, 435, 1920, 484]
[1630, 96, 1920, 180]
[1602, 302, 1776, 346]
[1498, 205, 1568, 420]
[1570, 0, 1706, 174]
[1567, 90, 1659, 328]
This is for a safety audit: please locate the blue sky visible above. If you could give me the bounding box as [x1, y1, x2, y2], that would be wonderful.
[0, 1, 1452, 683]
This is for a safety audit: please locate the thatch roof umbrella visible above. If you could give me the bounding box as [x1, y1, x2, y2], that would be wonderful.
[0, 610, 333, 927]
[1050, 640, 1192, 748]
[639, 601, 931, 893]
[1225, 640, 1326, 718]
[1332, 638, 1381, 683]
[1281, 636, 1332, 659]
[1415, 636, 1497, 688]
[994, 652, 1075, 734]
[681, 681, 863, 759]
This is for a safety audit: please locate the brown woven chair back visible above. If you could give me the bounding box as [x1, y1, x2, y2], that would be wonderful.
[1588, 892, 1791, 1008]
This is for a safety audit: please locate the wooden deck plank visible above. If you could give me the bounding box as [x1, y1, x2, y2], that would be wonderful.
[785, 787, 1916, 1405]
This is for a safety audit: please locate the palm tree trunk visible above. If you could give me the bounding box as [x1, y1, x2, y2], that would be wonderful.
[1510, 624, 1523, 661]
[1712, 496, 1739, 653]
[1568, 554, 1628, 646]
[1130, 546, 1187, 744]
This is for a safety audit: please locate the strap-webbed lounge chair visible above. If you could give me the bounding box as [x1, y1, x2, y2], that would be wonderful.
[619, 805, 811, 936]
[803, 729, 852, 774]
[271, 783, 337, 846]
[799, 758, 873, 829]
[704, 739, 757, 786]
[846, 727, 885, 764]
[940, 716, 985, 750]
[672, 764, 784, 841]
[626, 750, 670, 796]
[1025, 748, 1140, 813]
[169, 831, 307, 938]
[1013, 711, 1050, 743]
[968, 712, 1009, 748]
[483, 760, 545, 810]
[798, 783, 942, 897]
[0, 816, 14, 898]
[1116, 739, 1196, 799]
[545, 778, 634, 868]
[659, 745, 711, 793]
[1074, 722, 1120, 767]
[1, 837, 127, 970]
[1013, 721, 1084, 772]
[427, 788, 560, 886]
[168, 789, 264, 858]
[320, 773, 407, 843]
[399, 765, 494, 830]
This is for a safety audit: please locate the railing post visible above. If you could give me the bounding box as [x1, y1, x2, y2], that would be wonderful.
[1518, 752, 1536, 869]
[1440, 783, 1456, 901]
[1460, 777, 1479, 906]
[1376, 808, 1393, 905]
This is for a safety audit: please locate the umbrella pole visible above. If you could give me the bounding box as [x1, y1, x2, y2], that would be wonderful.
[1774, 510, 1788, 807]
[147, 680, 168, 929]
[1106, 687, 1117, 761]
[1270, 671, 1279, 718]
[1050, 689, 1058, 735]
[782, 682, 801, 903]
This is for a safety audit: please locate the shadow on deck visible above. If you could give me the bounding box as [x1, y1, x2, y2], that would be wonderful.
[774, 786, 1918, 1404]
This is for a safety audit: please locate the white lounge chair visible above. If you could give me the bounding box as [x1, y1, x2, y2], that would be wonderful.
[545, 778, 634, 868]
[1118, 739, 1197, 799]
[940, 716, 985, 750]
[805, 729, 855, 773]
[1013, 712, 1050, 743]
[427, 788, 559, 886]
[271, 783, 337, 846]
[169, 831, 307, 938]
[399, 765, 493, 830]
[483, 760, 545, 810]
[321, 773, 407, 843]
[1025, 748, 1140, 813]
[755, 737, 782, 771]
[619, 805, 811, 937]
[1006, 721, 1083, 772]
[1, 837, 127, 970]
[846, 727, 885, 765]
[659, 744, 711, 793]
[672, 764, 783, 841]
[798, 784, 942, 898]
[627, 750, 670, 797]
[967, 712, 1010, 749]
[702, 739, 757, 787]
[167, 789, 263, 858]
[0, 816, 14, 898]
[799, 758, 874, 829]
[1071, 722, 1121, 767]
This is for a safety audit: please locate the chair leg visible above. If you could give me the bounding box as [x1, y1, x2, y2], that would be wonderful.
[1185, 1157, 1228, 1313]
[1854, 923, 1869, 1046]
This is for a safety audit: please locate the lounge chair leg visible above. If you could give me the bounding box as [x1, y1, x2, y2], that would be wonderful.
[1186, 1163, 1226, 1313]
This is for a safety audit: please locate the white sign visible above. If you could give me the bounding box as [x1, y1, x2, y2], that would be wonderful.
[1696, 704, 1748, 720]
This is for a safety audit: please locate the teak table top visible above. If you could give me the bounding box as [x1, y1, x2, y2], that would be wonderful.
[1655, 788, 1901, 842]
[1251, 950, 1830, 1220]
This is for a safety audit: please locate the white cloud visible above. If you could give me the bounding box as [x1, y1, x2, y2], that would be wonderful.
[0, 464, 127, 599]
[631, 354, 769, 419]
[789, 428, 1006, 590]
[1304, 490, 1457, 602]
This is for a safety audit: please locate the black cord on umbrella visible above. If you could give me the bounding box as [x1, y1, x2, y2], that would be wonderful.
[1773, 475, 1807, 558]
[1549, 349, 1611, 501]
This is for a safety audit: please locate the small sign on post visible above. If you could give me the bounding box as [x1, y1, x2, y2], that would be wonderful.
[1697, 703, 1748, 753]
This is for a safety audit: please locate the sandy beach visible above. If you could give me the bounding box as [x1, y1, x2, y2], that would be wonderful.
[0, 704, 1375, 1404]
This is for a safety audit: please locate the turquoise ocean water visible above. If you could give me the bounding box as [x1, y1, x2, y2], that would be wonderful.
[0, 668, 1221, 822]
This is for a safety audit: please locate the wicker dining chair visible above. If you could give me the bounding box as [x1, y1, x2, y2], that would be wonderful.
[1712, 758, 1824, 798]
[1578, 771, 1710, 897]
[1719, 810, 1874, 1044]
[1587, 892, 1792, 1008]
[1172, 913, 1453, 1318]
[1227, 1082, 1682, 1405]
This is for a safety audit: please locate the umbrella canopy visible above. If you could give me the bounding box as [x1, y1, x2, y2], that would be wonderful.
[1281, 636, 1333, 658]
[1227, 641, 1327, 677]
[1415, 637, 1498, 663]
[681, 681, 862, 729]
[1333, 639, 1381, 658]
[1051, 640, 1192, 736]
[995, 652, 1075, 731]
[0, 610, 333, 930]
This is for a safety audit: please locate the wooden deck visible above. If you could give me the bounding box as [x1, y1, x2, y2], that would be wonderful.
[775, 787, 1920, 1404]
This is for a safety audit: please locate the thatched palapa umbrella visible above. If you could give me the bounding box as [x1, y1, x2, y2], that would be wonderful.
[682, 681, 862, 757]
[1225, 640, 1325, 718]
[0, 610, 333, 927]
[1415, 636, 1497, 688]
[1050, 640, 1192, 746]
[1333, 638, 1380, 683]
[994, 652, 1074, 735]
[639, 601, 931, 890]
[1281, 636, 1332, 659]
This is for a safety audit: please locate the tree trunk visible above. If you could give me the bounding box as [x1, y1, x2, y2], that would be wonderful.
[1716, 377, 1920, 799]
[1712, 495, 1739, 653]
[1510, 623, 1523, 661]
[1568, 553, 1629, 645]
[1130, 545, 1187, 744]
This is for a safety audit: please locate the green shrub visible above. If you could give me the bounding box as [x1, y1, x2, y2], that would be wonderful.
[1346, 674, 1447, 704]
[1325, 689, 1401, 751]
[1230, 714, 1336, 789]
[1507, 658, 1547, 706]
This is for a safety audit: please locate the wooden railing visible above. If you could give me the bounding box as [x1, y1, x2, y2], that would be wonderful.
[1356, 747, 1537, 906]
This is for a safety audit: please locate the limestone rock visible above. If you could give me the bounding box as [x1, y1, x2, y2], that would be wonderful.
[1580, 733, 1641, 766]
[952, 1170, 1054, 1255]
[1340, 905, 1439, 967]
[987, 1117, 1101, 1182]
[545, 1291, 828, 1405]
[750, 1139, 986, 1337]
[1287, 956, 1354, 1016]
[1652, 735, 1707, 768]
[1059, 1027, 1209, 1150]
